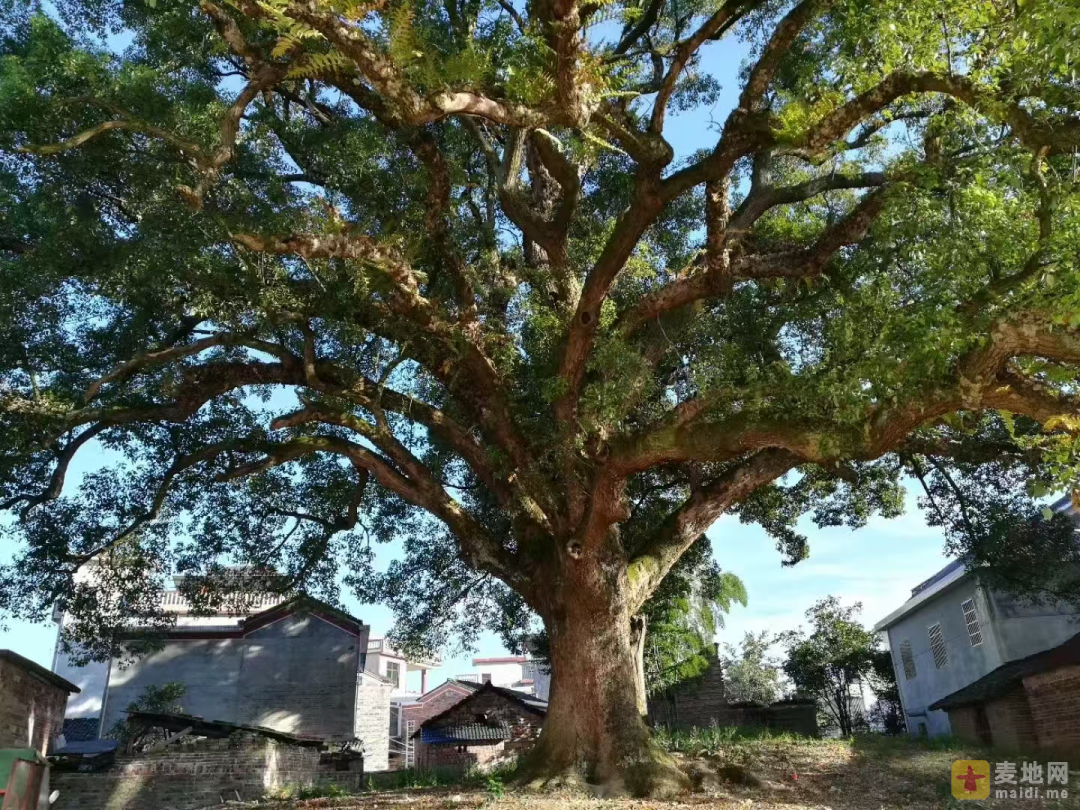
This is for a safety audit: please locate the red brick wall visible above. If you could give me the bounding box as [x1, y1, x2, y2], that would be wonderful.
[1024, 664, 1080, 757]
[417, 740, 507, 771]
[647, 654, 726, 729]
[647, 656, 817, 736]
[0, 657, 70, 755]
[401, 684, 475, 734]
[947, 706, 982, 746]
[983, 687, 1037, 750]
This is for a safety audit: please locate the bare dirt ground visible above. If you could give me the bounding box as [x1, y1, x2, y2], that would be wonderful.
[242, 736, 1080, 810]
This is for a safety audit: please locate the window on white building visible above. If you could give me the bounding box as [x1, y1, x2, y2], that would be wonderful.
[386, 661, 401, 684]
[961, 599, 984, 647]
[928, 622, 948, 668]
[899, 640, 917, 680]
[481, 673, 492, 684]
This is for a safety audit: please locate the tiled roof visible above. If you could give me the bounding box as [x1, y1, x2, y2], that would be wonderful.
[127, 711, 324, 746]
[420, 724, 511, 744]
[0, 650, 81, 693]
[62, 717, 101, 742]
[126, 594, 368, 640]
[412, 682, 547, 737]
[930, 631, 1080, 711]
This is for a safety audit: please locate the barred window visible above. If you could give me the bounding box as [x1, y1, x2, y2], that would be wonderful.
[961, 598, 984, 647]
[928, 622, 948, 668]
[899, 640, 917, 680]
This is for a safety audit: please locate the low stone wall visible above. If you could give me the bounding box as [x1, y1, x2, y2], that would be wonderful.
[52, 734, 363, 810]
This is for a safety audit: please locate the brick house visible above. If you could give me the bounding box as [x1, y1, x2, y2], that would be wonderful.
[413, 683, 546, 771]
[930, 631, 1080, 755]
[53, 594, 397, 770]
[0, 649, 80, 755]
[398, 679, 479, 741]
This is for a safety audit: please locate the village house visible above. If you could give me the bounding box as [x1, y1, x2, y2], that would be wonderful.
[0, 649, 80, 756]
[455, 653, 551, 699]
[413, 682, 546, 771]
[874, 494, 1080, 739]
[398, 678, 480, 743]
[51, 591, 408, 771]
[929, 631, 1080, 755]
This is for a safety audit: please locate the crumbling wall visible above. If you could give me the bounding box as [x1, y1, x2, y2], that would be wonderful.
[355, 673, 394, 772]
[647, 653, 817, 737]
[51, 734, 362, 810]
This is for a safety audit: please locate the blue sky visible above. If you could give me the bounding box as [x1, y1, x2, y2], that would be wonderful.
[0, 477, 953, 688]
[0, 12, 955, 687]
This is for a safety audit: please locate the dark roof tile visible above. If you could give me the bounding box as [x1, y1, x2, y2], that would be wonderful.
[62, 717, 101, 742]
[420, 724, 511, 744]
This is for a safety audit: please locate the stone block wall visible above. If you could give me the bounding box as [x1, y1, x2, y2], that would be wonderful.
[356, 674, 394, 772]
[1024, 664, 1080, 756]
[0, 655, 71, 754]
[51, 734, 362, 810]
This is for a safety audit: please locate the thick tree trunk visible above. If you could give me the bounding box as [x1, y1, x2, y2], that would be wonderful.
[517, 581, 688, 797]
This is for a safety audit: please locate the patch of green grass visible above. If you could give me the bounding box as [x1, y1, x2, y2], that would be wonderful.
[365, 760, 519, 792]
[268, 781, 354, 800]
[654, 724, 822, 757]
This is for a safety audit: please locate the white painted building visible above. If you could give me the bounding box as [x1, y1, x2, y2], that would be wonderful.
[365, 638, 440, 698]
[457, 655, 550, 699]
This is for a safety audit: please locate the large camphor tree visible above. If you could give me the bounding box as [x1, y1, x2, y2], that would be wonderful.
[3, 0, 1080, 795]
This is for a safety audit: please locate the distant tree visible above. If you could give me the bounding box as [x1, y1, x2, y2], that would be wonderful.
[721, 631, 784, 705]
[865, 648, 905, 734]
[780, 598, 879, 736]
[106, 681, 187, 751]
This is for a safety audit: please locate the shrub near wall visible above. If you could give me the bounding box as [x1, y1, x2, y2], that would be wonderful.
[51, 733, 362, 810]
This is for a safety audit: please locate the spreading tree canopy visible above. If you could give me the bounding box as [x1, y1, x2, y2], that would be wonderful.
[3, 0, 1080, 795]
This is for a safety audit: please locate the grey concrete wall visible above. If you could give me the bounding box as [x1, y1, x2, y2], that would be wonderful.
[54, 646, 110, 720]
[102, 612, 363, 741]
[886, 578, 1004, 737]
[239, 614, 361, 739]
[103, 638, 244, 734]
[989, 590, 1080, 661]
